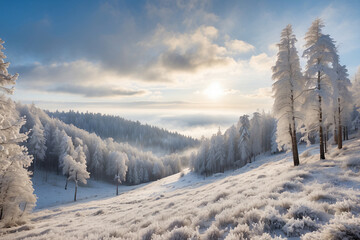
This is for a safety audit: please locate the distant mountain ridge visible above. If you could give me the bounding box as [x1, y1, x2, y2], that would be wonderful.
[46, 110, 199, 154]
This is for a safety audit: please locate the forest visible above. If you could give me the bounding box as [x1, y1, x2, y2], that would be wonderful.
[1, 18, 360, 231]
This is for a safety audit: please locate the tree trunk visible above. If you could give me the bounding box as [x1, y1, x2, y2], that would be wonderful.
[289, 124, 299, 166]
[338, 98, 342, 149]
[116, 181, 119, 196]
[343, 126, 346, 140]
[74, 173, 78, 202]
[346, 126, 349, 140]
[334, 115, 337, 144]
[116, 169, 119, 196]
[65, 173, 69, 190]
[318, 71, 325, 159]
[324, 131, 327, 153]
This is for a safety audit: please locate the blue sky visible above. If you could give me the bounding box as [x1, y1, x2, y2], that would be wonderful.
[1, 0, 359, 137]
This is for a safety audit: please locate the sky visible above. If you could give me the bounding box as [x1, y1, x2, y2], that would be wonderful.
[1, 0, 360, 138]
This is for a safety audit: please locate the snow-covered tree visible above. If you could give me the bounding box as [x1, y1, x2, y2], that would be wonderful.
[225, 125, 237, 168]
[238, 115, 251, 166]
[352, 67, 360, 107]
[28, 123, 47, 174]
[249, 112, 262, 160]
[91, 141, 104, 179]
[107, 151, 128, 195]
[271, 121, 279, 154]
[206, 134, 217, 174]
[272, 24, 303, 166]
[70, 145, 90, 201]
[214, 128, 225, 172]
[59, 131, 76, 189]
[0, 38, 36, 225]
[332, 59, 352, 149]
[193, 137, 210, 175]
[302, 19, 337, 159]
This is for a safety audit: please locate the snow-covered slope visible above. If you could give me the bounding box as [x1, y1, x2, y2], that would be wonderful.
[31, 171, 147, 210]
[1, 139, 360, 239]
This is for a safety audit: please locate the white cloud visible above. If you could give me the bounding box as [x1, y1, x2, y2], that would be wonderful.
[225, 39, 255, 54]
[14, 60, 147, 98]
[249, 53, 275, 71]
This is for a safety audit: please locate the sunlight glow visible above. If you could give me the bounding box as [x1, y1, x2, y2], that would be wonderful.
[204, 82, 224, 100]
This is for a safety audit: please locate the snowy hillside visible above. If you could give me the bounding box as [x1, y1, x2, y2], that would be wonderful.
[31, 171, 147, 210]
[1, 138, 360, 239]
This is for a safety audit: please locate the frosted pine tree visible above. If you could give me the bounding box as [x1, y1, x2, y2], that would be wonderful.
[59, 131, 76, 189]
[351, 67, 360, 130]
[352, 67, 360, 107]
[332, 57, 352, 149]
[270, 121, 279, 154]
[194, 137, 210, 176]
[107, 151, 128, 195]
[206, 134, 217, 174]
[272, 24, 303, 166]
[249, 112, 262, 161]
[28, 123, 47, 174]
[91, 142, 104, 179]
[70, 145, 90, 201]
[225, 125, 237, 168]
[0, 38, 36, 225]
[302, 19, 337, 159]
[214, 128, 225, 172]
[238, 115, 250, 166]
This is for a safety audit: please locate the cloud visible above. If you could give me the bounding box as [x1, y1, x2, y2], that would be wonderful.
[244, 87, 272, 99]
[159, 114, 237, 128]
[150, 25, 230, 73]
[249, 53, 275, 71]
[225, 39, 255, 54]
[14, 60, 105, 86]
[49, 85, 147, 98]
[12, 60, 148, 98]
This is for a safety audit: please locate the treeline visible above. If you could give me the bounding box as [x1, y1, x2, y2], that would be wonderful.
[46, 110, 198, 154]
[17, 104, 189, 186]
[191, 19, 360, 176]
[272, 19, 359, 165]
[191, 112, 277, 175]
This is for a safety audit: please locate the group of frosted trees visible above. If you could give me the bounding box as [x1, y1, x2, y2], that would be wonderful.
[17, 104, 187, 188]
[0, 39, 35, 226]
[192, 19, 360, 175]
[272, 19, 356, 165]
[191, 112, 276, 175]
[47, 110, 198, 154]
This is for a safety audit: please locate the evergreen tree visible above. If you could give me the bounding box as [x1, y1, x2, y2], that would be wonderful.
[352, 67, 360, 107]
[302, 19, 337, 159]
[214, 128, 225, 172]
[332, 59, 352, 149]
[238, 115, 250, 166]
[272, 24, 303, 166]
[70, 145, 90, 201]
[107, 151, 128, 195]
[225, 125, 237, 168]
[249, 112, 262, 161]
[28, 123, 47, 174]
[0, 38, 36, 225]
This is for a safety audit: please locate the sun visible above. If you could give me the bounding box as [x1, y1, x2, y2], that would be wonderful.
[204, 82, 224, 100]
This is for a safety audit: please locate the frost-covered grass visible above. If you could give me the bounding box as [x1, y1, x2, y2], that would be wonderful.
[1, 139, 360, 239]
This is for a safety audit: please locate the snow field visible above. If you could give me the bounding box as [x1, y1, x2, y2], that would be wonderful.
[1, 139, 360, 239]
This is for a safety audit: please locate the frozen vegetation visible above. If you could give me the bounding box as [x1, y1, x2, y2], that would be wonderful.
[1, 14, 360, 239]
[16, 104, 193, 186]
[1, 137, 360, 239]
